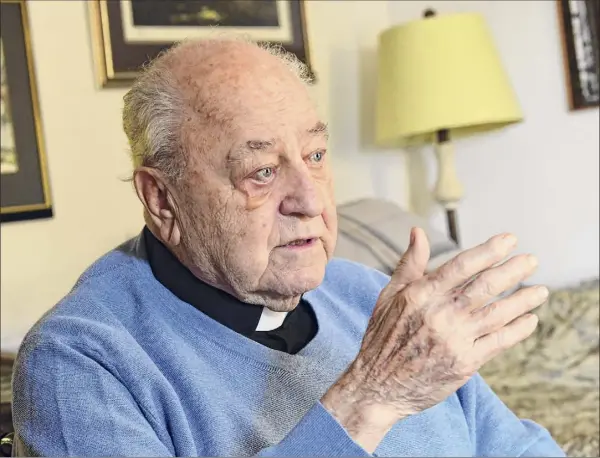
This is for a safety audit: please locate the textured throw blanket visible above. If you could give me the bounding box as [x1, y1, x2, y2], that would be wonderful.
[480, 279, 600, 457]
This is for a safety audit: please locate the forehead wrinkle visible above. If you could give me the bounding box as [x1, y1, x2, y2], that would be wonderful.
[163, 40, 317, 172]
[168, 44, 286, 120]
[177, 72, 296, 165]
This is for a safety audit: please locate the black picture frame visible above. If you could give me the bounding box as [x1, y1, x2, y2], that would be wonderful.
[89, 0, 315, 88]
[1, 0, 52, 223]
[557, 0, 600, 110]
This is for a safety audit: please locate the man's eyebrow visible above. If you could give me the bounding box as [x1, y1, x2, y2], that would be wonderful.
[228, 124, 328, 162]
[308, 121, 329, 139]
[246, 139, 274, 150]
[227, 138, 275, 163]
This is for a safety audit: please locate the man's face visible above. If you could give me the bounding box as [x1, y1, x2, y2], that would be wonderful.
[176, 66, 337, 311]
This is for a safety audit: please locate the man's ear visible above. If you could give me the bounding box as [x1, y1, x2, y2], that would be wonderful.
[133, 167, 182, 246]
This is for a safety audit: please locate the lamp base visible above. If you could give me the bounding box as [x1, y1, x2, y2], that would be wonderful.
[433, 130, 463, 247]
[445, 208, 460, 246]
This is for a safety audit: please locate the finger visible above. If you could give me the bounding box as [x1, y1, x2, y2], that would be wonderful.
[391, 227, 431, 287]
[469, 285, 549, 337]
[428, 233, 517, 294]
[473, 313, 538, 363]
[459, 254, 539, 310]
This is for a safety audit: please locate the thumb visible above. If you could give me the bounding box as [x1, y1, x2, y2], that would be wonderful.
[392, 227, 431, 286]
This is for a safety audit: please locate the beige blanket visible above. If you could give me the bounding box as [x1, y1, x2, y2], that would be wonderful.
[480, 279, 600, 457]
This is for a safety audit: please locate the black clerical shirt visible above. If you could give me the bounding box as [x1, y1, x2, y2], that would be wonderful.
[143, 227, 318, 354]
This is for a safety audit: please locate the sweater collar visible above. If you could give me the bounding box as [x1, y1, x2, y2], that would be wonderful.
[143, 226, 289, 336]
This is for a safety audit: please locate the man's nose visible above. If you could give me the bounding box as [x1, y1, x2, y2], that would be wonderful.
[279, 168, 324, 218]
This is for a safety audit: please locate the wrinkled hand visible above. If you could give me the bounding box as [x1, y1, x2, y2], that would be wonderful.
[322, 228, 548, 452]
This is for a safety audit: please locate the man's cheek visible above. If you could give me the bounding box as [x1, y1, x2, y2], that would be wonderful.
[245, 195, 271, 211]
[322, 207, 338, 257]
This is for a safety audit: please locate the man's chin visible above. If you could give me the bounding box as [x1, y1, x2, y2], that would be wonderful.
[263, 248, 329, 294]
[250, 268, 325, 311]
[280, 264, 327, 296]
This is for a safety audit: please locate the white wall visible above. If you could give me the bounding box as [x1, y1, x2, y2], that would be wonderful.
[388, 0, 599, 288]
[0, 1, 404, 352]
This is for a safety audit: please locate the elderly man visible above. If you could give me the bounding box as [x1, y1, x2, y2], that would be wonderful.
[12, 38, 564, 457]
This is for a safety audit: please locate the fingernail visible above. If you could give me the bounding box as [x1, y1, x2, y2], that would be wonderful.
[537, 286, 549, 300]
[527, 255, 539, 267]
[502, 233, 517, 247]
[410, 228, 416, 245]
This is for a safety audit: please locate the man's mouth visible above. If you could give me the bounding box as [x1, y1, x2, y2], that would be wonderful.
[282, 238, 317, 248]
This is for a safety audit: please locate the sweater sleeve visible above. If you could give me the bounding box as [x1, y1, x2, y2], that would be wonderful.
[464, 373, 566, 457]
[12, 335, 371, 457]
[257, 402, 371, 457]
[12, 337, 174, 457]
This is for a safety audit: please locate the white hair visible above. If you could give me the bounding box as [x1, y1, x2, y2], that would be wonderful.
[122, 34, 312, 182]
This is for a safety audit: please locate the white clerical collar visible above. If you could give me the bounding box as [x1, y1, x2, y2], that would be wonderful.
[255, 307, 288, 331]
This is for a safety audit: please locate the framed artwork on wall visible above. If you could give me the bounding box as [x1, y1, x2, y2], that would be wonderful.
[89, 0, 314, 88]
[1, 0, 52, 223]
[557, 0, 599, 110]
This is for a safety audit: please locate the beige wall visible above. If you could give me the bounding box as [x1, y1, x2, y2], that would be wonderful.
[1, 1, 404, 352]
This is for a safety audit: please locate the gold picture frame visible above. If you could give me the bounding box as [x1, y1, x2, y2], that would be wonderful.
[1, 0, 52, 223]
[88, 0, 315, 88]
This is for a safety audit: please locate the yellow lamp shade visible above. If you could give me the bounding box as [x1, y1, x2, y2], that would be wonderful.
[375, 12, 524, 147]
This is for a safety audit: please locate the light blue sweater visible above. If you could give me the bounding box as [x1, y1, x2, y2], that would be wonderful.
[12, 233, 565, 457]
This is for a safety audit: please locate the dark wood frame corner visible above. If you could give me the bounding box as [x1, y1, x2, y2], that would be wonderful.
[556, 0, 600, 111]
[0, 0, 53, 223]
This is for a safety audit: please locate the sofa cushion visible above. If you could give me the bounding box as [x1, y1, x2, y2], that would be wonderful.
[334, 198, 458, 275]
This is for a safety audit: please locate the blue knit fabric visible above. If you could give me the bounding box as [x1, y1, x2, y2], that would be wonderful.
[12, 233, 565, 457]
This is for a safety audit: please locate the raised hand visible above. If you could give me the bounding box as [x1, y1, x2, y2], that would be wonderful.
[321, 228, 548, 453]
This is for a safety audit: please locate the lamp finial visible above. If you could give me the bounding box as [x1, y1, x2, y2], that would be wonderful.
[423, 8, 436, 18]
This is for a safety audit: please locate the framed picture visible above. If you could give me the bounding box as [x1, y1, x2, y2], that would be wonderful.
[1, 0, 52, 223]
[557, 0, 599, 110]
[89, 0, 314, 87]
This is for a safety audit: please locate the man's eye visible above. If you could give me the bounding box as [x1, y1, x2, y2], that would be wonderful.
[253, 167, 275, 183]
[309, 150, 325, 163]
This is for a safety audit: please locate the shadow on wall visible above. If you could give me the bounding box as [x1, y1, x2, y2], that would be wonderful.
[404, 147, 435, 217]
[327, 45, 382, 202]
[325, 46, 401, 204]
[357, 47, 377, 152]
[357, 46, 434, 216]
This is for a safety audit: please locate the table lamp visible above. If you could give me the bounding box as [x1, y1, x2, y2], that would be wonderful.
[375, 9, 524, 246]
